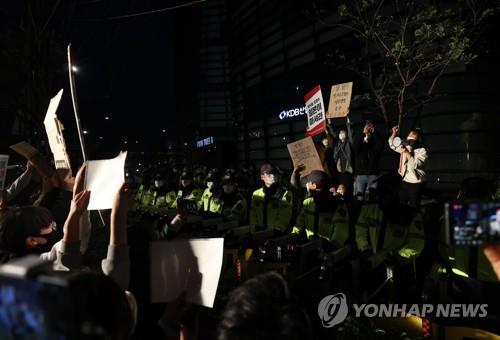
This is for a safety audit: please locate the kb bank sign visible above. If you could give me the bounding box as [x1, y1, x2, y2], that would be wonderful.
[278, 106, 306, 120]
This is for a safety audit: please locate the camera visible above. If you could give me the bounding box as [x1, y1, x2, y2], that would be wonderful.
[445, 201, 500, 246]
[0, 256, 73, 339]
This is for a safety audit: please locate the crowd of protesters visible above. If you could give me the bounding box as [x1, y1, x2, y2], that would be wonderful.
[0, 117, 499, 340]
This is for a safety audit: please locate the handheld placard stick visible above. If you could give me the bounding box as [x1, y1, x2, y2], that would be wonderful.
[67, 44, 87, 162]
[67, 44, 106, 227]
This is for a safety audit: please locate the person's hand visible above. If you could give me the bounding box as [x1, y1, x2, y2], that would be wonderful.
[69, 190, 91, 216]
[392, 125, 400, 136]
[112, 183, 134, 215]
[363, 121, 373, 133]
[293, 164, 305, 174]
[170, 213, 187, 232]
[483, 245, 500, 281]
[57, 168, 75, 192]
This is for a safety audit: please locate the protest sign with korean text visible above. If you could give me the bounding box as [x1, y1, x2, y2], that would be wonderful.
[287, 137, 324, 177]
[304, 85, 326, 137]
[327, 82, 353, 118]
[44, 89, 72, 172]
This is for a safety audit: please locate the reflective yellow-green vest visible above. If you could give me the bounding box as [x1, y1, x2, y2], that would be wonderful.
[155, 190, 177, 209]
[292, 197, 349, 245]
[140, 188, 157, 207]
[355, 203, 425, 261]
[172, 187, 203, 208]
[249, 187, 293, 231]
[208, 194, 248, 225]
[134, 184, 145, 203]
[200, 188, 214, 211]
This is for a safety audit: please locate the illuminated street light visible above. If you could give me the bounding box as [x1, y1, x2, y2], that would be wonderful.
[71, 65, 79, 73]
[83, 130, 89, 135]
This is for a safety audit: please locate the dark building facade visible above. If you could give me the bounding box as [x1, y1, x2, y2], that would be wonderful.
[217, 0, 500, 193]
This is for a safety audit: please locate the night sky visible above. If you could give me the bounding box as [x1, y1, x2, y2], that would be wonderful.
[0, 0, 200, 159]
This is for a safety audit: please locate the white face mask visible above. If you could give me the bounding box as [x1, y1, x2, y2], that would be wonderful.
[207, 181, 215, 189]
[265, 174, 277, 185]
[339, 132, 347, 142]
[322, 139, 329, 147]
[223, 185, 234, 194]
[154, 180, 164, 188]
[306, 183, 312, 194]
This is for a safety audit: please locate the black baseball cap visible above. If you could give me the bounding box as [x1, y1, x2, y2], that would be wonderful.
[305, 170, 329, 189]
[260, 163, 277, 175]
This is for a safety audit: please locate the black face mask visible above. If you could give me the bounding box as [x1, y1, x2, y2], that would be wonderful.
[37, 230, 60, 254]
[407, 139, 420, 148]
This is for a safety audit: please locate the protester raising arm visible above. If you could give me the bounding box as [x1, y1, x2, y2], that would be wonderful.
[388, 125, 402, 153]
[102, 182, 133, 291]
[55, 165, 90, 270]
[3, 161, 36, 204]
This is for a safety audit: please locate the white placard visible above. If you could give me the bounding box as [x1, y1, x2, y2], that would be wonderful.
[84, 151, 127, 210]
[150, 238, 224, 308]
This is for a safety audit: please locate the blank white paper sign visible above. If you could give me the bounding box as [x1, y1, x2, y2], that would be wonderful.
[84, 151, 127, 210]
[150, 238, 224, 308]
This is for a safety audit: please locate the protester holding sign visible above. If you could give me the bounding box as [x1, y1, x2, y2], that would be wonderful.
[304, 85, 326, 137]
[327, 82, 353, 119]
[287, 137, 324, 178]
[327, 112, 355, 199]
[292, 170, 349, 245]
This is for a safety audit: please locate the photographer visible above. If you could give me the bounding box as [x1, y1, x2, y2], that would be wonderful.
[389, 125, 428, 208]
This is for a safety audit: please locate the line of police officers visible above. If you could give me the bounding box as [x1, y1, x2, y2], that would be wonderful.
[133, 162, 499, 284]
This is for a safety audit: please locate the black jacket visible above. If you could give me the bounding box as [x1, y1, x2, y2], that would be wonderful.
[353, 132, 383, 175]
